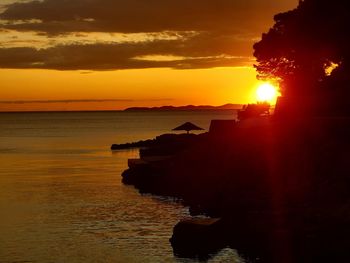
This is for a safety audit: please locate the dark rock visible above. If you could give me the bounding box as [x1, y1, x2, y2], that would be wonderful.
[169, 218, 225, 259]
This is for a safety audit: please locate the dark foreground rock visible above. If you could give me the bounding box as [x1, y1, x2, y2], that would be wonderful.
[119, 117, 350, 262]
[170, 218, 224, 259]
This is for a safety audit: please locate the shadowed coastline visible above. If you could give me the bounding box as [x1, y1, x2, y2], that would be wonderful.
[115, 104, 350, 262]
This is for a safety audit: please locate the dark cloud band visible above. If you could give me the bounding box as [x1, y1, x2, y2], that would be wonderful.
[0, 36, 253, 70]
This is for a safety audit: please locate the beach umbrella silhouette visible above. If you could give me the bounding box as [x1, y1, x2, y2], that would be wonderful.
[172, 122, 204, 134]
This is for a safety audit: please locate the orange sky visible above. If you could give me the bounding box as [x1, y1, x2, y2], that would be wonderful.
[0, 0, 298, 111]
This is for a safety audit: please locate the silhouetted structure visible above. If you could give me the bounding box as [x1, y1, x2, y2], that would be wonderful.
[172, 122, 204, 134]
[209, 120, 236, 136]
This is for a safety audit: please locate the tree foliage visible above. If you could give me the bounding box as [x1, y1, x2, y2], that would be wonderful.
[254, 0, 350, 101]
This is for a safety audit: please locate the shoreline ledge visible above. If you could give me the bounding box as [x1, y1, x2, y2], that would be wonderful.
[111, 139, 154, 150]
[116, 117, 350, 262]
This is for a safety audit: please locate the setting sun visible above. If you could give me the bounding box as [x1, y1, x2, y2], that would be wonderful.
[256, 83, 279, 103]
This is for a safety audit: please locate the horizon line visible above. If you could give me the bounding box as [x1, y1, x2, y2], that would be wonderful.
[0, 98, 174, 104]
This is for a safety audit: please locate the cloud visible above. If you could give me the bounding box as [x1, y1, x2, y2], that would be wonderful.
[0, 0, 298, 70]
[0, 34, 254, 70]
[0, 0, 296, 34]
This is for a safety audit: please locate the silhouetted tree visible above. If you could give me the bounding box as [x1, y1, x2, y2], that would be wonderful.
[254, 0, 350, 113]
[238, 102, 270, 120]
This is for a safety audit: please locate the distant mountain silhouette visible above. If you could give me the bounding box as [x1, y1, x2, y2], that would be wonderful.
[124, 104, 242, 111]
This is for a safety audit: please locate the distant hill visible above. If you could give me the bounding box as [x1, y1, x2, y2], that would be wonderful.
[124, 104, 243, 111]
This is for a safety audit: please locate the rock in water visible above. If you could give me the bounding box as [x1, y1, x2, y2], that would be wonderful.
[169, 218, 225, 259]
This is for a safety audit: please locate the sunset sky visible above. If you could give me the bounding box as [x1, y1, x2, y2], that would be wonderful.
[0, 0, 297, 111]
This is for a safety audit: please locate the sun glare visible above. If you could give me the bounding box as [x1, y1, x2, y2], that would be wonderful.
[256, 83, 279, 103]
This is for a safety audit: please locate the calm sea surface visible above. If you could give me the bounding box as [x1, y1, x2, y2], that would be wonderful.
[0, 111, 242, 263]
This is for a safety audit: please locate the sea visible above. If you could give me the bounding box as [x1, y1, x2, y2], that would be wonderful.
[0, 110, 243, 263]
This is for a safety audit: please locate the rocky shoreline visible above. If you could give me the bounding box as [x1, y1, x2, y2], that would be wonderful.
[114, 116, 350, 262]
